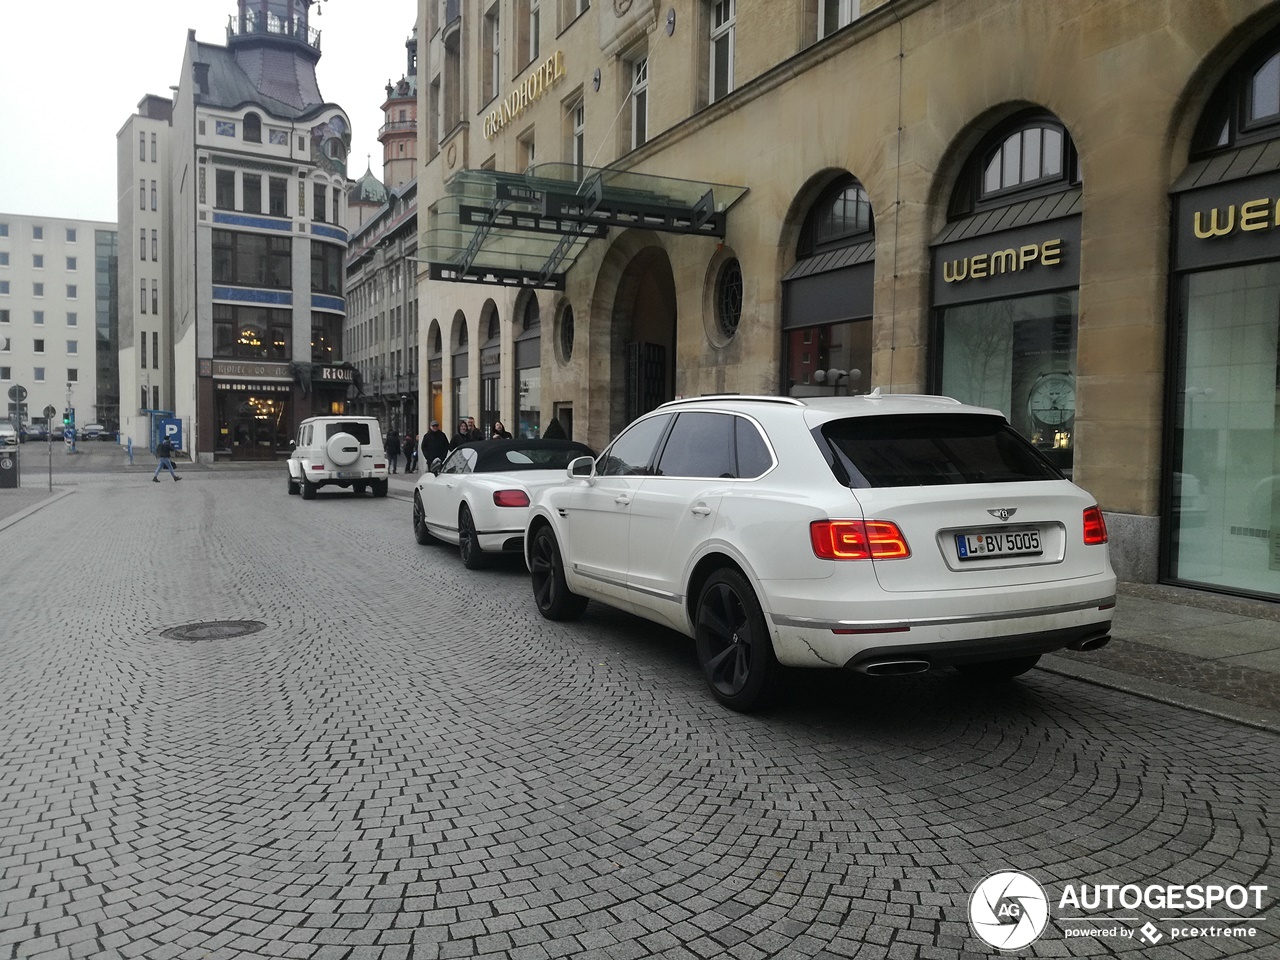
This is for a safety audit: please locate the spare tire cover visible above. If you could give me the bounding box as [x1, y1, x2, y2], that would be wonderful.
[326, 432, 361, 467]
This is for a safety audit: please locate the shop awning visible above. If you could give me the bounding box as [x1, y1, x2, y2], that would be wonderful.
[422, 163, 749, 290]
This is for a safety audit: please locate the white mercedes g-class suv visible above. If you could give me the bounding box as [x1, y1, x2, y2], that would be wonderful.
[287, 416, 389, 499]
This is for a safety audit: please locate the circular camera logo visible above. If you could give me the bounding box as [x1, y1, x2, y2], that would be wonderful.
[969, 871, 1050, 951]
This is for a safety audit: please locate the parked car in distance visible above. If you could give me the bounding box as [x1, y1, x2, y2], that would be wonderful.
[413, 439, 595, 568]
[0, 423, 17, 446]
[20, 423, 48, 442]
[80, 423, 106, 441]
[287, 416, 390, 499]
[524, 392, 1117, 712]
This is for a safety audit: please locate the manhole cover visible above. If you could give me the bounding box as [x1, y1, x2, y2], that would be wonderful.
[160, 620, 267, 642]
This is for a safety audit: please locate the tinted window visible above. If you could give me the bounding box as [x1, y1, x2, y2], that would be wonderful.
[325, 421, 372, 444]
[820, 414, 1062, 487]
[599, 414, 671, 476]
[735, 418, 773, 478]
[655, 413, 735, 478]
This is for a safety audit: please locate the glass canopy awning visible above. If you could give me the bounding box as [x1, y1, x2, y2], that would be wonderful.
[422, 163, 749, 290]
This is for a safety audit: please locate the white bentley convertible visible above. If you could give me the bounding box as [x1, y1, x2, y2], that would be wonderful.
[412, 439, 595, 568]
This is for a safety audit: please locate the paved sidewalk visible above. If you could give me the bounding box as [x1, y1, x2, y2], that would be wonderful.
[7, 471, 1280, 731]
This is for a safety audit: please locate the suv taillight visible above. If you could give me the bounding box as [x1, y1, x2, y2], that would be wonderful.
[810, 520, 910, 560]
[1083, 506, 1108, 545]
[493, 489, 531, 507]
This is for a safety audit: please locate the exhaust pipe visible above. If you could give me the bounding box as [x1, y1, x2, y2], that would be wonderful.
[857, 658, 931, 676]
[1067, 632, 1112, 652]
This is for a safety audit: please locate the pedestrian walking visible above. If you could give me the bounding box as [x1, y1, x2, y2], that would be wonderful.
[152, 437, 181, 483]
[402, 433, 418, 473]
[489, 420, 512, 439]
[421, 419, 449, 468]
[386, 429, 401, 473]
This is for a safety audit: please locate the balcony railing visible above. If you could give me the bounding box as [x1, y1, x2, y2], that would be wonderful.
[378, 120, 417, 137]
[228, 11, 321, 52]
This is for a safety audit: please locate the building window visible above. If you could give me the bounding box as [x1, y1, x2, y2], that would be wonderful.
[140, 179, 146, 210]
[150, 133, 157, 162]
[311, 313, 343, 362]
[152, 332, 159, 369]
[151, 180, 157, 210]
[215, 170, 235, 210]
[214, 308, 291, 361]
[0, 282, 8, 295]
[140, 281, 147, 314]
[269, 177, 287, 217]
[33, 311, 43, 325]
[310, 242, 343, 295]
[0, 366, 7, 379]
[67, 285, 77, 300]
[150, 281, 157, 315]
[34, 339, 44, 353]
[559, 304, 574, 362]
[244, 113, 262, 143]
[140, 228, 146, 260]
[0, 223, 6, 237]
[630, 56, 649, 150]
[799, 176, 874, 255]
[66, 257, 76, 271]
[140, 332, 147, 369]
[483, 4, 500, 103]
[710, 1, 736, 104]
[313, 182, 327, 222]
[212, 231, 292, 289]
[65, 228, 76, 243]
[819, 0, 859, 39]
[0, 337, 7, 352]
[67, 340, 77, 355]
[140, 131, 146, 160]
[519, 132, 536, 171]
[331, 190, 339, 226]
[570, 101, 585, 174]
[151, 229, 158, 262]
[32, 225, 43, 240]
[0, 252, 7, 265]
[32, 254, 43, 269]
[33, 283, 43, 297]
[0, 310, 7, 322]
[243, 174, 262, 214]
[981, 124, 1068, 199]
[67, 368, 77, 382]
[34, 366, 44, 382]
[66, 312, 76, 326]
[716, 258, 743, 339]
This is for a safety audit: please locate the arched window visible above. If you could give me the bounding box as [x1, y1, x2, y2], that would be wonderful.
[431, 328, 442, 355]
[951, 113, 1080, 216]
[488, 312, 500, 341]
[244, 113, 262, 143]
[523, 295, 541, 331]
[1194, 32, 1280, 155]
[797, 176, 873, 257]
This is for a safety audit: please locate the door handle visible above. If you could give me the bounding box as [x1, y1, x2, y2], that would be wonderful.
[614, 495, 631, 505]
[690, 504, 711, 516]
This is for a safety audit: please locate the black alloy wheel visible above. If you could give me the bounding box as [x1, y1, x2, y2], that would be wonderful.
[956, 655, 1041, 680]
[529, 526, 588, 620]
[694, 568, 778, 712]
[413, 493, 434, 544]
[458, 505, 485, 569]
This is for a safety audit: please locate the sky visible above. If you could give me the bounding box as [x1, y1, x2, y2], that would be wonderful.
[0, 0, 417, 224]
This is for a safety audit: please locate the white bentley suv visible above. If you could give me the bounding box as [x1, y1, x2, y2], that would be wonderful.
[524, 393, 1116, 711]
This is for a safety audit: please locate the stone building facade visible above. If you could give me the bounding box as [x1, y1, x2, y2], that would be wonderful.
[416, 0, 1280, 601]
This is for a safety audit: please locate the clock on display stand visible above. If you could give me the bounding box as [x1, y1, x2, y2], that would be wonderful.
[1027, 371, 1076, 453]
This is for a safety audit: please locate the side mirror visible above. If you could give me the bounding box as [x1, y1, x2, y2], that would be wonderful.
[430, 458, 443, 475]
[568, 455, 596, 483]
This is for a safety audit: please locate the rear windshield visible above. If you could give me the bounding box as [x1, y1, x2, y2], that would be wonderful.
[818, 414, 1063, 487]
[324, 421, 373, 444]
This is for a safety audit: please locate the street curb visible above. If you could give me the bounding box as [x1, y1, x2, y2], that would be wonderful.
[1038, 653, 1280, 734]
[0, 487, 75, 534]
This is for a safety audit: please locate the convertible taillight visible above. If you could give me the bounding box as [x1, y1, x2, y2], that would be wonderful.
[493, 489, 531, 507]
[1083, 506, 1108, 545]
[810, 520, 910, 560]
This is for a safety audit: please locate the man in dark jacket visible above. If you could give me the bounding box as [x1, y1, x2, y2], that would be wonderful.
[152, 438, 181, 482]
[385, 429, 401, 473]
[421, 420, 449, 468]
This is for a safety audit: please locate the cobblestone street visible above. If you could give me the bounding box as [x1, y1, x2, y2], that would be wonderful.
[1, 470, 1278, 959]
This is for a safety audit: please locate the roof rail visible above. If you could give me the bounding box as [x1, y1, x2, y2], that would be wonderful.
[657, 395, 807, 408]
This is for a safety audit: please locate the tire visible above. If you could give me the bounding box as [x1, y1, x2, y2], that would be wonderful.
[530, 525, 588, 621]
[413, 493, 436, 545]
[300, 477, 317, 500]
[287, 473, 300, 496]
[458, 505, 486, 569]
[694, 568, 779, 712]
[354, 481, 367, 495]
[373, 479, 388, 498]
[956, 655, 1041, 681]
[326, 432, 360, 467]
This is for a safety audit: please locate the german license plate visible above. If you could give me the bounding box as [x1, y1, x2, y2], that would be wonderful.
[336, 471, 362, 479]
[956, 528, 1042, 560]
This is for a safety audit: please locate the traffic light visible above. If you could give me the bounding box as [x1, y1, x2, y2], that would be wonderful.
[63, 407, 74, 427]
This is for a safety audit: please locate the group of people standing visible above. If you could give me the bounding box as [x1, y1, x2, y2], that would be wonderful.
[384, 416, 516, 474]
